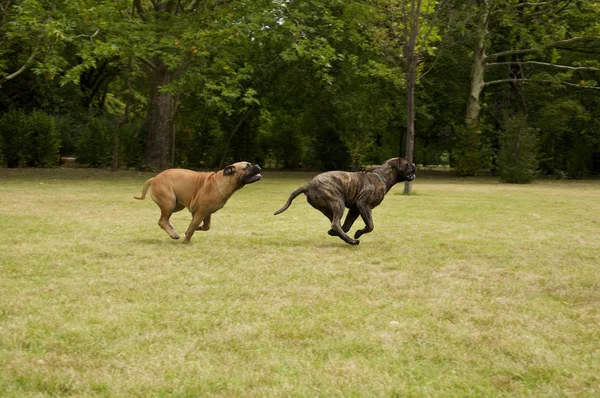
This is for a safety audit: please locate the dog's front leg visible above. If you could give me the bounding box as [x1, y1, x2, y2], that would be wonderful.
[342, 207, 360, 232]
[184, 211, 207, 244]
[354, 204, 374, 239]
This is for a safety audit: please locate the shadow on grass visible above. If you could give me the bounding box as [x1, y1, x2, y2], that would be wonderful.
[252, 235, 364, 249]
[130, 237, 184, 246]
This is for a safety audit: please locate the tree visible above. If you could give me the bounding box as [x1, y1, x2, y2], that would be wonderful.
[369, 0, 451, 192]
[465, 0, 600, 126]
[0, 0, 96, 87]
[60, 0, 271, 170]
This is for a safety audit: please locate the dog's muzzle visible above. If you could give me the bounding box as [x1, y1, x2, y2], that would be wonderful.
[244, 164, 262, 184]
[407, 163, 416, 181]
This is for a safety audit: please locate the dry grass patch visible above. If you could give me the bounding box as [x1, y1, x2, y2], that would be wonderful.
[0, 168, 599, 396]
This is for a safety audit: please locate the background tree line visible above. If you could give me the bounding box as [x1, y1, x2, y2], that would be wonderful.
[1, 0, 599, 182]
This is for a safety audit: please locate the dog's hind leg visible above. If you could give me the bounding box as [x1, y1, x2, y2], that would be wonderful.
[328, 205, 359, 245]
[167, 204, 185, 232]
[308, 196, 359, 245]
[153, 191, 181, 240]
[158, 209, 180, 240]
[328, 207, 359, 236]
[331, 219, 359, 245]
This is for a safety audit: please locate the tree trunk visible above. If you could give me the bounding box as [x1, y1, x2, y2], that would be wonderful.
[402, 0, 420, 195]
[143, 63, 175, 170]
[465, 0, 489, 126]
[403, 67, 416, 194]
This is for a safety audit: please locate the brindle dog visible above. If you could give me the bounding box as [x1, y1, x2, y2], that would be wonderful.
[274, 158, 416, 245]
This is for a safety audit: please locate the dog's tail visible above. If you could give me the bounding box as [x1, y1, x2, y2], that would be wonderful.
[274, 186, 308, 215]
[133, 178, 154, 200]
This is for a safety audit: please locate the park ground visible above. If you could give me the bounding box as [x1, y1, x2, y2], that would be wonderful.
[0, 168, 599, 396]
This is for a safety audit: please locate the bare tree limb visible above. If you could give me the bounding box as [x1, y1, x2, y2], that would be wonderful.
[554, 46, 600, 55]
[75, 29, 100, 40]
[487, 61, 600, 71]
[514, 2, 550, 8]
[0, 52, 36, 85]
[483, 78, 600, 89]
[138, 56, 157, 70]
[485, 37, 590, 60]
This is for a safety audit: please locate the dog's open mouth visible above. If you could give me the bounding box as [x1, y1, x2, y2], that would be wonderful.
[243, 164, 262, 184]
[245, 174, 262, 184]
[407, 163, 416, 181]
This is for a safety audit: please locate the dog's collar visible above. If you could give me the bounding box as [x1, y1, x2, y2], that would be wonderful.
[374, 172, 387, 188]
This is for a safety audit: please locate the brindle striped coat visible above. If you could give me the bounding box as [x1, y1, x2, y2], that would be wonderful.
[274, 157, 416, 245]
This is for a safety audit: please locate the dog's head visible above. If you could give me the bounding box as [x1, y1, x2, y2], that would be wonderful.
[223, 161, 262, 186]
[387, 158, 416, 182]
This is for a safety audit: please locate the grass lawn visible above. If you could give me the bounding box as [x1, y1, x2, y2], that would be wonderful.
[1, 167, 599, 396]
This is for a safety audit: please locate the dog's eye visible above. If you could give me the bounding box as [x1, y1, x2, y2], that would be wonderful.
[245, 164, 250, 170]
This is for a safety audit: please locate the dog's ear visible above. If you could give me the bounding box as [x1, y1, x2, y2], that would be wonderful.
[223, 165, 235, 176]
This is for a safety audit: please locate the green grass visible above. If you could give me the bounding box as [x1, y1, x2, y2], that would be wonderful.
[1, 168, 599, 396]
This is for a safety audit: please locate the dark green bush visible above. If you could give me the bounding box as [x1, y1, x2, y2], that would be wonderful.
[54, 114, 85, 157]
[564, 134, 598, 178]
[0, 110, 60, 167]
[75, 117, 113, 167]
[22, 110, 60, 167]
[0, 110, 27, 168]
[497, 115, 539, 184]
[451, 124, 492, 176]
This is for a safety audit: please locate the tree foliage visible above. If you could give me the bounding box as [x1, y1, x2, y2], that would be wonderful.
[1, 0, 599, 181]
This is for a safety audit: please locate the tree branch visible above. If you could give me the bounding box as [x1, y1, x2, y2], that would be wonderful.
[138, 56, 157, 70]
[554, 47, 600, 55]
[487, 61, 600, 71]
[75, 29, 100, 40]
[483, 78, 600, 90]
[514, 2, 550, 8]
[485, 37, 590, 61]
[0, 52, 36, 85]
[133, 0, 147, 22]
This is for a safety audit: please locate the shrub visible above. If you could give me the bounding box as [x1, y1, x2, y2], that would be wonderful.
[0, 110, 27, 167]
[22, 110, 60, 167]
[451, 124, 492, 176]
[497, 115, 539, 184]
[75, 117, 113, 167]
[0, 110, 60, 168]
[54, 114, 85, 157]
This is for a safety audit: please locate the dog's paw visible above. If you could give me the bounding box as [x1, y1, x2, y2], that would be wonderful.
[352, 239, 360, 246]
[328, 229, 338, 236]
[171, 234, 180, 240]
